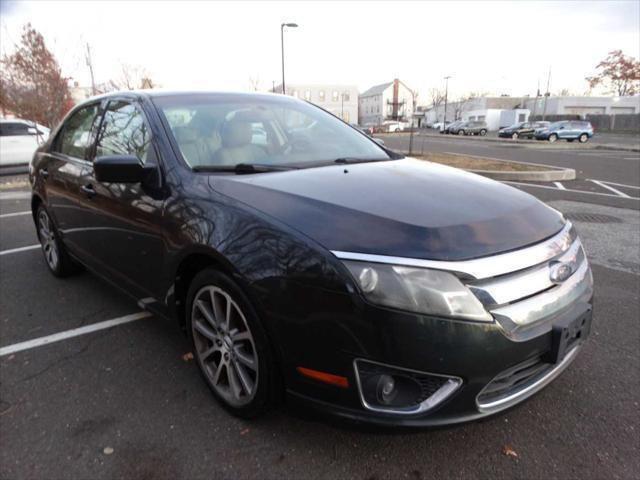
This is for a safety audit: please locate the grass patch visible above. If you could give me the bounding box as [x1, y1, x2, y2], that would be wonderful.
[415, 152, 547, 172]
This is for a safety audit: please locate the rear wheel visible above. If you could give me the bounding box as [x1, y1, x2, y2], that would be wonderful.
[548, 133, 558, 143]
[458, 130, 465, 136]
[187, 269, 276, 418]
[578, 133, 589, 143]
[36, 205, 79, 277]
[480, 129, 487, 136]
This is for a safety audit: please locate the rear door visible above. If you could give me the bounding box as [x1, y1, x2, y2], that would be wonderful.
[76, 99, 166, 297]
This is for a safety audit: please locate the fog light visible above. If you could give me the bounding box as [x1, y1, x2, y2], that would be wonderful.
[377, 374, 397, 404]
[354, 359, 462, 415]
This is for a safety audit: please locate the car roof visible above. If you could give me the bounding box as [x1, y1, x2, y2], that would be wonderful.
[76, 89, 291, 105]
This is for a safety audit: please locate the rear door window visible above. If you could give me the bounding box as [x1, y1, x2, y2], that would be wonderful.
[95, 101, 151, 164]
[56, 104, 100, 160]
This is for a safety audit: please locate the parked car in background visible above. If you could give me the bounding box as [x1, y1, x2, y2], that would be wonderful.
[457, 121, 488, 136]
[382, 120, 408, 133]
[351, 124, 373, 136]
[535, 120, 594, 143]
[499, 121, 550, 140]
[0, 119, 50, 168]
[441, 120, 463, 134]
[432, 121, 450, 130]
[30, 90, 593, 426]
[448, 121, 470, 135]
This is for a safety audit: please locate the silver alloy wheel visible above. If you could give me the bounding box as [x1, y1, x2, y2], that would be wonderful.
[191, 285, 258, 406]
[512, 132, 518, 140]
[38, 210, 59, 271]
[549, 134, 558, 143]
[579, 134, 588, 143]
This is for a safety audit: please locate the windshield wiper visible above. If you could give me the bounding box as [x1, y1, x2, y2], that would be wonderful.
[193, 163, 297, 174]
[333, 157, 392, 164]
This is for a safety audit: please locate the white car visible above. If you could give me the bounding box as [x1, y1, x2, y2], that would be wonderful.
[0, 119, 50, 167]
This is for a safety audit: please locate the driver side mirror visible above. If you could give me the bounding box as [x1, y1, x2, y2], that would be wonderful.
[27, 127, 38, 135]
[94, 155, 144, 183]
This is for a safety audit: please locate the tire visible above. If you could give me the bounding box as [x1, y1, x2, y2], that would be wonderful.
[187, 268, 276, 418]
[578, 133, 589, 143]
[511, 132, 519, 140]
[548, 133, 558, 143]
[458, 130, 465, 136]
[480, 129, 487, 136]
[36, 204, 80, 277]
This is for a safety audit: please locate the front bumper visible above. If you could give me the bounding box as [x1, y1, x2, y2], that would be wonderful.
[284, 223, 594, 427]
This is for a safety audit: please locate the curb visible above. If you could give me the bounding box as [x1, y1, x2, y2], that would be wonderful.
[406, 151, 576, 181]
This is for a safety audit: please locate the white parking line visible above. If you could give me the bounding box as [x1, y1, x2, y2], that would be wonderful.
[0, 244, 40, 256]
[505, 181, 640, 200]
[0, 312, 152, 357]
[594, 180, 640, 190]
[588, 179, 631, 198]
[0, 211, 30, 219]
[553, 182, 566, 190]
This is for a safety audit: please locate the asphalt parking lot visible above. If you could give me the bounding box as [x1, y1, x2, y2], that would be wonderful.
[1, 163, 639, 479]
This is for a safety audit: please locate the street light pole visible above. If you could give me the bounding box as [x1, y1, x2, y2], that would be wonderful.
[443, 75, 452, 131]
[280, 22, 298, 95]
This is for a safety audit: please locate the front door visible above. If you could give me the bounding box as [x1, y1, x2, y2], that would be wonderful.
[43, 103, 101, 264]
[76, 99, 167, 299]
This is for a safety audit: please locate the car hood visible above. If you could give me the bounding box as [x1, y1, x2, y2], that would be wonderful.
[210, 158, 565, 261]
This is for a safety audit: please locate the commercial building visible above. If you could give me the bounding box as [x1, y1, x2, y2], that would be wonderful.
[523, 95, 640, 117]
[358, 79, 415, 126]
[275, 83, 358, 123]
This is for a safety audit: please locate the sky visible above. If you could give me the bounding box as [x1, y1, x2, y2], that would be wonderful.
[1, 0, 639, 102]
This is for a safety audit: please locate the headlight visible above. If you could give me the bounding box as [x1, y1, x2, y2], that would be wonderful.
[343, 261, 493, 322]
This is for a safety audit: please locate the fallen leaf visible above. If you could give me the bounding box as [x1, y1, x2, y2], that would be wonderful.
[502, 445, 518, 458]
[103, 447, 114, 455]
[182, 352, 194, 361]
[240, 428, 250, 435]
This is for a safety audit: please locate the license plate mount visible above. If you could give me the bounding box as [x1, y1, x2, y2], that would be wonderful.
[544, 309, 592, 364]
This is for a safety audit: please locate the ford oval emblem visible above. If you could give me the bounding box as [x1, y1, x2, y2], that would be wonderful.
[549, 262, 573, 284]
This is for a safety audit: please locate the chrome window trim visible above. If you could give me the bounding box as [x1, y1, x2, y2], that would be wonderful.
[353, 358, 462, 416]
[476, 346, 581, 413]
[332, 222, 574, 280]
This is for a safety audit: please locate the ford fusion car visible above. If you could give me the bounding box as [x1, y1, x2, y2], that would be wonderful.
[29, 91, 593, 426]
[498, 121, 550, 140]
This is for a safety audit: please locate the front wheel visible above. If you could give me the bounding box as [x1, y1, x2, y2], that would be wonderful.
[458, 130, 465, 136]
[511, 132, 519, 140]
[480, 129, 487, 136]
[578, 133, 589, 143]
[187, 269, 277, 418]
[548, 133, 558, 143]
[36, 205, 79, 277]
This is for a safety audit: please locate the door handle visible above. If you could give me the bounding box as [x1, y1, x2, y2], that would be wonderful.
[40, 169, 49, 179]
[81, 184, 96, 198]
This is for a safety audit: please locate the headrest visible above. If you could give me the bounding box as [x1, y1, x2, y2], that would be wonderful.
[221, 119, 252, 148]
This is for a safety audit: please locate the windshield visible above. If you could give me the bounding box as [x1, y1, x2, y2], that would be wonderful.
[155, 94, 391, 169]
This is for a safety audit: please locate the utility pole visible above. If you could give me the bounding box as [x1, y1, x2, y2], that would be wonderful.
[408, 89, 417, 155]
[443, 75, 452, 131]
[541, 68, 551, 121]
[85, 43, 96, 95]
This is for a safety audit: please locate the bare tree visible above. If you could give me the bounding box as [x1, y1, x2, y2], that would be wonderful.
[248, 75, 261, 91]
[105, 63, 156, 91]
[0, 24, 73, 127]
[586, 50, 640, 96]
[429, 88, 445, 108]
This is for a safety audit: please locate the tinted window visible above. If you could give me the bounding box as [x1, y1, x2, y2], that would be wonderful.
[0, 122, 30, 136]
[95, 101, 151, 163]
[57, 104, 99, 159]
